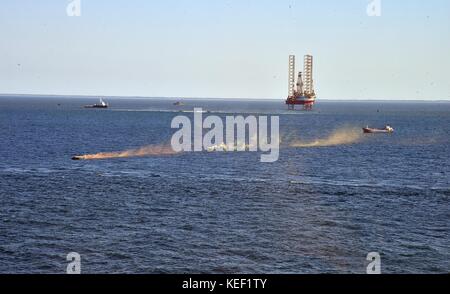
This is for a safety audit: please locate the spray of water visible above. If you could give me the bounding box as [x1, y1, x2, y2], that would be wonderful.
[206, 133, 259, 152]
[72, 144, 177, 160]
[290, 127, 363, 148]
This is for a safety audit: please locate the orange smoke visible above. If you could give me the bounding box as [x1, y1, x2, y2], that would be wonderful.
[73, 144, 177, 160]
[290, 127, 363, 148]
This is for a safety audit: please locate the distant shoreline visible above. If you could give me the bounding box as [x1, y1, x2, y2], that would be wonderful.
[0, 93, 449, 103]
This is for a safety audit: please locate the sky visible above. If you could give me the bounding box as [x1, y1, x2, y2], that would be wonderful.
[0, 0, 449, 100]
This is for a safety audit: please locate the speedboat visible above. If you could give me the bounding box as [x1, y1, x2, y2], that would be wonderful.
[84, 98, 108, 109]
[363, 125, 394, 134]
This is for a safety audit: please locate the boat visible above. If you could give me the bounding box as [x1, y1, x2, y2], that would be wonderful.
[173, 101, 184, 106]
[84, 98, 108, 109]
[363, 125, 394, 134]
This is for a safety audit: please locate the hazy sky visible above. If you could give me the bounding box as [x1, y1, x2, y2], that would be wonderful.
[1, 0, 449, 100]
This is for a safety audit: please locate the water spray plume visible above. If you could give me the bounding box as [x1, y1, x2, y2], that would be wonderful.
[290, 127, 363, 148]
[72, 144, 177, 160]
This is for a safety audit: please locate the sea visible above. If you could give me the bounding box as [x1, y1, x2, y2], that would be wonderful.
[0, 95, 449, 273]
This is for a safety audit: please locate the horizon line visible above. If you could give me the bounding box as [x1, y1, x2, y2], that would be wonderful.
[0, 93, 449, 103]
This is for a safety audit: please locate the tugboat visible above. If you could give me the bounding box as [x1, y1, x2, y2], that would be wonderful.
[363, 125, 394, 134]
[84, 98, 108, 109]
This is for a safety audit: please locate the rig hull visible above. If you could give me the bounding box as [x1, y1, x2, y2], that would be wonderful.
[286, 95, 316, 110]
[286, 97, 315, 104]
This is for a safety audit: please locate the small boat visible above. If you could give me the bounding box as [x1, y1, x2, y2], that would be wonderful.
[84, 98, 108, 109]
[173, 101, 184, 106]
[363, 125, 394, 134]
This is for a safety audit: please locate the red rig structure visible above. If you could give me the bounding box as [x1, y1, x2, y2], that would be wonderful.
[285, 55, 316, 110]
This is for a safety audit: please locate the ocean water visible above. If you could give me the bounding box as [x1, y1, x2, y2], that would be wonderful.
[0, 96, 449, 274]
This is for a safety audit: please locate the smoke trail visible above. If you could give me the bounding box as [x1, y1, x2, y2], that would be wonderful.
[73, 144, 177, 160]
[290, 127, 363, 148]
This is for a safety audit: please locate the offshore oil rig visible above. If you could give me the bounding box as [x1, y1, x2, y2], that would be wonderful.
[285, 55, 316, 110]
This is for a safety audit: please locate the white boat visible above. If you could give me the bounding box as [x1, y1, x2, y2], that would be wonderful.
[84, 98, 108, 109]
[363, 125, 394, 134]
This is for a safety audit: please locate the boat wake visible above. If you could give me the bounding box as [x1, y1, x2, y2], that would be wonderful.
[290, 127, 363, 148]
[72, 144, 177, 160]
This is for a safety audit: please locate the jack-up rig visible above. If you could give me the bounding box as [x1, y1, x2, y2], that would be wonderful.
[285, 55, 316, 110]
